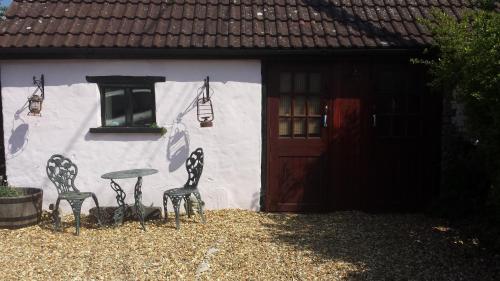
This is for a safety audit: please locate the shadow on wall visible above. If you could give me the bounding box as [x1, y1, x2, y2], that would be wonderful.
[7, 102, 30, 159]
[167, 120, 190, 172]
[84, 132, 163, 142]
[251, 191, 261, 210]
[8, 123, 29, 157]
[165, 91, 199, 172]
[0, 61, 261, 88]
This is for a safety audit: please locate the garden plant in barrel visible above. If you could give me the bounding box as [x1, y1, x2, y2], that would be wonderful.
[0, 183, 43, 229]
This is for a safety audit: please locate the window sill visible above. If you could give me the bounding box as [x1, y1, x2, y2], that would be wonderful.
[89, 127, 166, 134]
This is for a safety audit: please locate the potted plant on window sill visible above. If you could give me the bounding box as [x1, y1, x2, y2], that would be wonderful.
[0, 184, 43, 229]
[150, 123, 168, 136]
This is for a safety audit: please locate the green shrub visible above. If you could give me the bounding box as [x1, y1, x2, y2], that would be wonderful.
[0, 186, 20, 197]
[416, 2, 500, 215]
[434, 135, 490, 218]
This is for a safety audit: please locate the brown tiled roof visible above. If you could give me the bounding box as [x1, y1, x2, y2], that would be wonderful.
[0, 0, 474, 49]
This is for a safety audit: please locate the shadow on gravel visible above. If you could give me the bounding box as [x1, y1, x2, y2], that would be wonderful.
[262, 212, 499, 280]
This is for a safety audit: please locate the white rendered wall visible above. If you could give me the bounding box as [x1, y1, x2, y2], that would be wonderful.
[1, 60, 262, 213]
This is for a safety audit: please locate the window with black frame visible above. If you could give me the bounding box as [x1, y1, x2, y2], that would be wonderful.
[86, 76, 166, 133]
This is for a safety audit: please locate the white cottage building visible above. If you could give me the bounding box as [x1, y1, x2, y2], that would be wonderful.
[0, 0, 469, 214]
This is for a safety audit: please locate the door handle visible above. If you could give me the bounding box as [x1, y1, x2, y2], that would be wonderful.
[372, 114, 377, 127]
[323, 105, 328, 128]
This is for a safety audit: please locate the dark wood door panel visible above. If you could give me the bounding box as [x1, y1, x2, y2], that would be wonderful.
[366, 63, 440, 212]
[275, 155, 327, 212]
[367, 142, 424, 210]
[329, 63, 368, 211]
[275, 143, 326, 156]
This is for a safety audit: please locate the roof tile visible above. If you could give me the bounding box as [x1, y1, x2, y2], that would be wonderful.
[240, 33, 252, 47]
[191, 33, 204, 47]
[0, 0, 473, 49]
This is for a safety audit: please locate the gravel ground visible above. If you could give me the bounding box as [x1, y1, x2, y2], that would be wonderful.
[0, 209, 498, 280]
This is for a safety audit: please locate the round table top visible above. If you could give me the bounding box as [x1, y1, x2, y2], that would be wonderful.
[101, 168, 158, 180]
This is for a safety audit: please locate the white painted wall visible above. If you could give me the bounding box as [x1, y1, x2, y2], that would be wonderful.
[0, 60, 262, 213]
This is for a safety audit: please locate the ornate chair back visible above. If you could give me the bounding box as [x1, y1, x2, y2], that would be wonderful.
[184, 148, 204, 189]
[46, 154, 79, 194]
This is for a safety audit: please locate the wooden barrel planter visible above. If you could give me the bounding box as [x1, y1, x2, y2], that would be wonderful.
[0, 188, 43, 229]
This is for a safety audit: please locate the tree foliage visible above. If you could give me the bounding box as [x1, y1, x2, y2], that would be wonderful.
[419, 1, 500, 208]
[0, 5, 6, 20]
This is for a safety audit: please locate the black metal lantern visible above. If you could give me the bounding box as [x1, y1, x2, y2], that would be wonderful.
[197, 76, 214, 127]
[28, 75, 45, 116]
[28, 94, 43, 115]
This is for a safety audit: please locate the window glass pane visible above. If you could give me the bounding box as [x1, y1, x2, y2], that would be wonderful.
[308, 97, 321, 116]
[294, 96, 306, 116]
[308, 118, 321, 137]
[103, 88, 127, 127]
[279, 118, 291, 137]
[294, 73, 307, 93]
[131, 88, 154, 126]
[309, 73, 321, 93]
[293, 118, 306, 137]
[279, 73, 292, 93]
[279, 95, 291, 116]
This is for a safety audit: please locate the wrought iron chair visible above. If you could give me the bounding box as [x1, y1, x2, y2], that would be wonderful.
[46, 154, 101, 235]
[163, 148, 206, 229]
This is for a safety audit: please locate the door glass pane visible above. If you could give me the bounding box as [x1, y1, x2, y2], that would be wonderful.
[131, 88, 154, 126]
[279, 118, 291, 137]
[393, 96, 404, 113]
[308, 118, 321, 137]
[376, 96, 393, 113]
[279, 95, 291, 116]
[408, 94, 420, 113]
[392, 117, 405, 137]
[294, 72, 307, 93]
[279, 73, 292, 93]
[377, 71, 399, 93]
[294, 96, 306, 116]
[407, 116, 420, 137]
[377, 115, 391, 137]
[309, 73, 321, 93]
[307, 97, 321, 116]
[293, 118, 306, 137]
[103, 88, 126, 127]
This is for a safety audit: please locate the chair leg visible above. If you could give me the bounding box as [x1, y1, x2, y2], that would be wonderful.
[90, 193, 102, 226]
[53, 198, 62, 231]
[163, 193, 169, 222]
[184, 195, 192, 218]
[170, 195, 182, 230]
[69, 200, 84, 236]
[193, 191, 206, 223]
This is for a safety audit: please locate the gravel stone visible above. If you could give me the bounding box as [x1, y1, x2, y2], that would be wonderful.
[0, 210, 498, 280]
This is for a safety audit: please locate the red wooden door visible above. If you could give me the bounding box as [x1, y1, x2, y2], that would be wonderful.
[365, 63, 440, 211]
[265, 61, 440, 212]
[330, 62, 369, 210]
[266, 65, 330, 212]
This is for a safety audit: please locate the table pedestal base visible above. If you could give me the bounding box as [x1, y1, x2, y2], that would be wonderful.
[109, 177, 147, 230]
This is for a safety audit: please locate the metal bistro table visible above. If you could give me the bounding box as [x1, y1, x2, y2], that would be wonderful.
[101, 168, 158, 231]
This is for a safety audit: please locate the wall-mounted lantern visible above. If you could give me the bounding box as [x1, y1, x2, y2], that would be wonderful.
[197, 76, 214, 128]
[28, 75, 45, 116]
